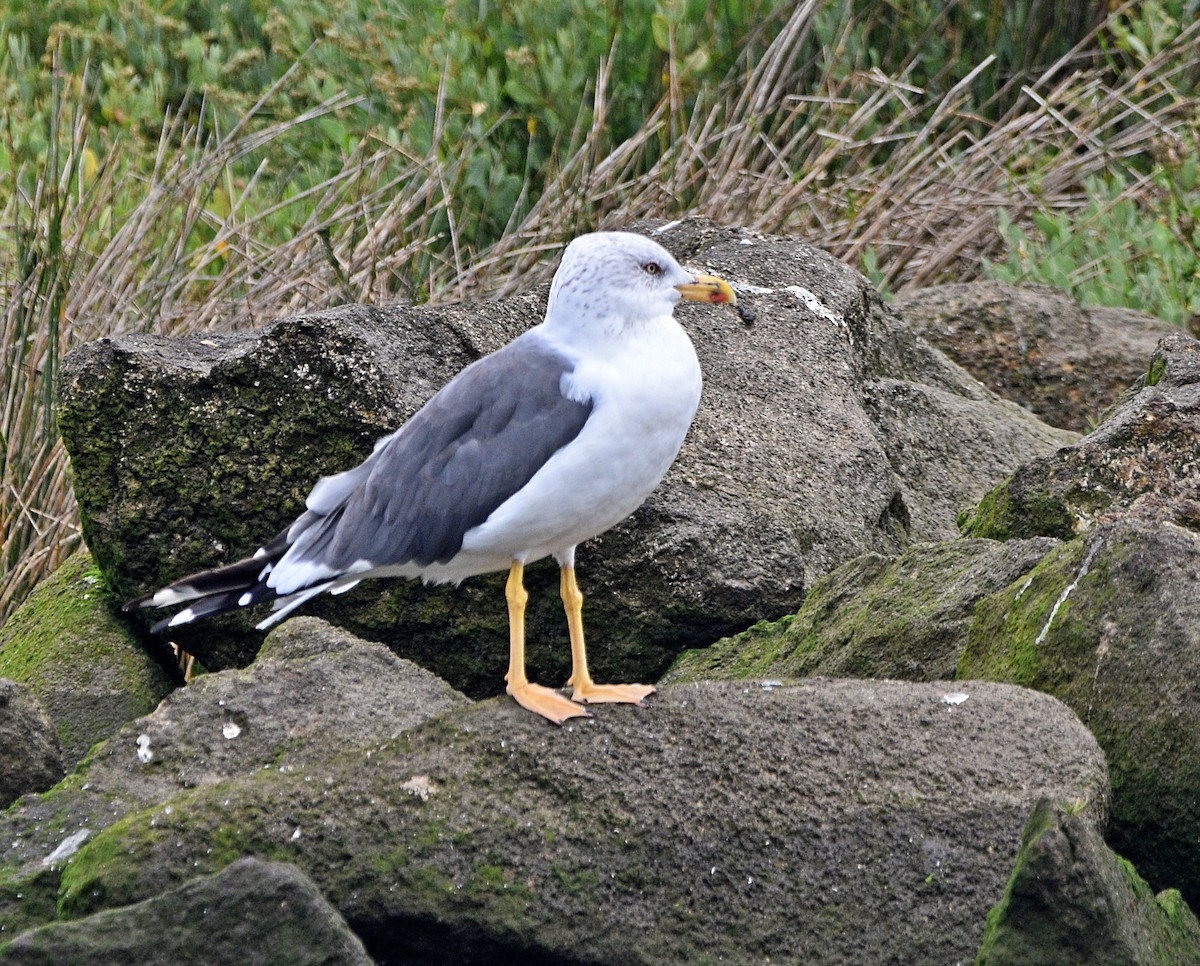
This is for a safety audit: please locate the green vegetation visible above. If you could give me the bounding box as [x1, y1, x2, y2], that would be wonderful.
[988, 162, 1200, 325]
[2, 0, 1199, 623]
[985, 1, 1200, 324]
[0, 548, 174, 761]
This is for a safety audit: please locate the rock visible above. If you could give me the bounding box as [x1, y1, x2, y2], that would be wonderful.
[58, 219, 1073, 692]
[0, 857, 372, 965]
[0, 681, 62, 808]
[961, 512, 1200, 905]
[1, 679, 1107, 964]
[960, 333, 1200, 541]
[664, 537, 1059, 684]
[671, 333, 1200, 904]
[894, 280, 1177, 432]
[977, 799, 1200, 964]
[0, 550, 175, 767]
[0, 617, 469, 939]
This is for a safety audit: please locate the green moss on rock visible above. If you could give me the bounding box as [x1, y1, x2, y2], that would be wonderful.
[962, 518, 1200, 907]
[0, 867, 61, 942]
[666, 538, 1056, 685]
[959, 475, 1076, 542]
[1146, 354, 1168, 388]
[958, 540, 1094, 690]
[0, 550, 175, 764]
[977, 799, 1200, 965]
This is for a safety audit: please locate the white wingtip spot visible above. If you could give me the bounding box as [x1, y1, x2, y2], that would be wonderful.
[238, 592, 254, 606]
[168, 608, 197, 627]
[150, 587, 193, 608]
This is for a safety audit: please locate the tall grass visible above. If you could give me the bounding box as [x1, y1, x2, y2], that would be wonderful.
[471, 2, 1199, 294]
[2, 1, 1198, 625]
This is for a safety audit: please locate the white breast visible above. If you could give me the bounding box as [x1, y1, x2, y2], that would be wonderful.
[459, 316, 702, 567]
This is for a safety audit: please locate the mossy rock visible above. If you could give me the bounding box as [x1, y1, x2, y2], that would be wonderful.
[0, 617, 466, 943]
[0, 858, 372, 965]
[978, 799, 1200, 964]
[0, 550, 175, 766]
[961, 516, 1200, 904]
[957, 469, 1079, 541]
[38, 680, 1106, 963]
[960, 334, 1200, 541]
[664, 537, 1057, 685]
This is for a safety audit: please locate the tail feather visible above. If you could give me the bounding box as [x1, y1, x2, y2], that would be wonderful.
[124, 510, 362, 633]
[147, 583, 274, 633]
[124, 556, 267, 612]
[254, 579, 341, 630]
[126, 529, 299, 630]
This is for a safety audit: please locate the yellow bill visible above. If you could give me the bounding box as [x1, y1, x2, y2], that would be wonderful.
[677, 273, 737, 305]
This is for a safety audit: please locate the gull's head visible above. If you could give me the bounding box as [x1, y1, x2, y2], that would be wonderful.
[545, 231, 735, 336]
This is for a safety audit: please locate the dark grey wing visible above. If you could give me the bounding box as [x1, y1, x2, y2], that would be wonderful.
[292, 334, 593, 570]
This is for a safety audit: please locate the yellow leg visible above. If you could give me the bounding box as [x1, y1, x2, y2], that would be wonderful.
[504, 561, 590, 725]
[561, 566, 656, 706]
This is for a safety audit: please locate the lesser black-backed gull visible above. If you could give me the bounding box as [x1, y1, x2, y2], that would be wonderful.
[125, 231, 736, 724]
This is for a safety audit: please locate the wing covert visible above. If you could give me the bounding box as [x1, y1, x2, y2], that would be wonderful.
[292, 335, 593, 571]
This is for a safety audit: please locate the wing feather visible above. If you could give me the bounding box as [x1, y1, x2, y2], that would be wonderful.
[270, 333, 593, 589]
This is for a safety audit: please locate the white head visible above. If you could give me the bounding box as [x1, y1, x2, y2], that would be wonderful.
[544, 232, 734, 339]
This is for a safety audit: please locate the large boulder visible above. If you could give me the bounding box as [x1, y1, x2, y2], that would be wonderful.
[894, 280, 1176, 432]
[0, 549, 175, 767]
[0, 858, 371, 965]
[668, 333, 1200, 906]
[961, 511, 1200, 905]
[978, 799, 1200, 965]
[0, 651, 1108, 962]
[58, 219, 1073, 692]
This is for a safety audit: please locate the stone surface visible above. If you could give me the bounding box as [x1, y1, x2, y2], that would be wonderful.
[0, 617, 469, 941]
[672, 523, 1200, 906]
[58, 219, 1073, 694]
[0, 681, 61, 809]
[978, 799, 1200, 965]
[670, 333, 1200, 906]
[0, 550, 175, 767]
[0, 857, 372, 965]
[960, 333, 1200, 541]
[961, 513, 1200, 905]
[894, 280, 1177, 431]
[665, 537, 1059, 685]
[1, 674, 1107, 964]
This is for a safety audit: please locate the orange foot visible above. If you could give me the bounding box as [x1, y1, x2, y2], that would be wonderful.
[508, 682, 593, 725]
[571, 682, 656, 706]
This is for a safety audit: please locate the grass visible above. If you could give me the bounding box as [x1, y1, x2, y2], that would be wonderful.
[1, 0, 1199, 625]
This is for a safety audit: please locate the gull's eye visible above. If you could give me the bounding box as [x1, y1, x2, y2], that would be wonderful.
[642, 261, 662, 276]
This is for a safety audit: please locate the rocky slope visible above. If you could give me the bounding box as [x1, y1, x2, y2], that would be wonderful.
[2, 219, 1194, 963]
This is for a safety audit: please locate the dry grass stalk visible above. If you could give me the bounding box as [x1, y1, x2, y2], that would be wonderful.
[473, 4, 1197, 294]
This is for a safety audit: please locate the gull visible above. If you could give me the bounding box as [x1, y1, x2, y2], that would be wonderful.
[126, 231, 736, 724]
